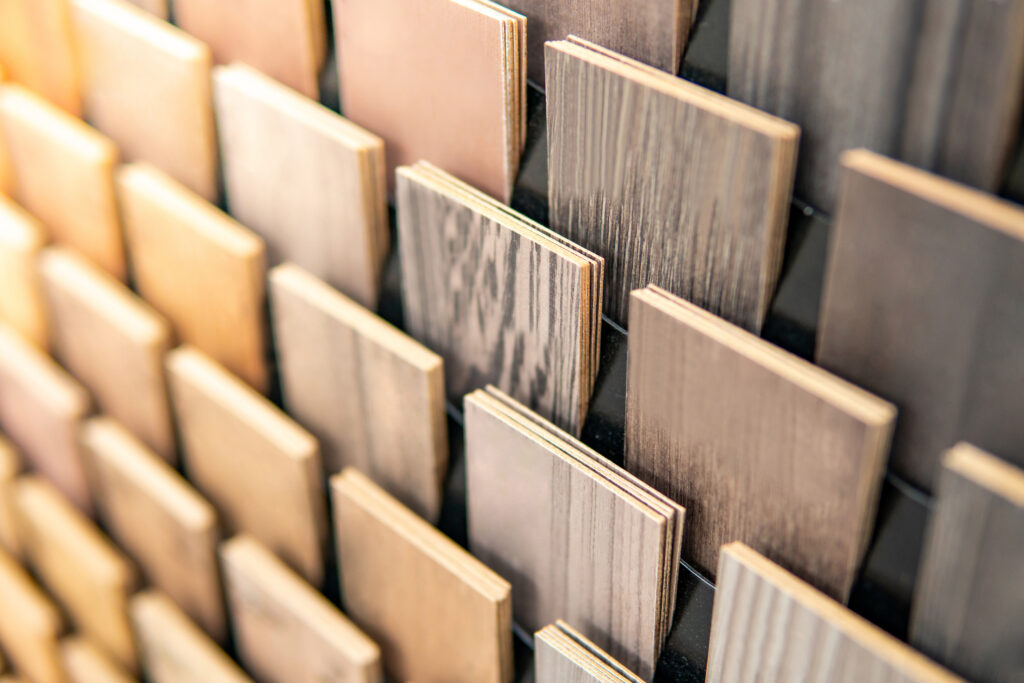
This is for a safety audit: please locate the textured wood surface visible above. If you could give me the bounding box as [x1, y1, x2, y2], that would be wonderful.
[0, 195, 47, 348]
[215, 64, 388, 308]
[817, 150, 1024, 492]
[535, 620, 644, 683]
[547, 38, 798, 330]
[0, 548, 63, 683]
[331, 468, 513, 683]
[0, 437, 20, 558]
[270, 263, 448, 521]
[0, 0, 79, 114]
[61, 636, 134, 683]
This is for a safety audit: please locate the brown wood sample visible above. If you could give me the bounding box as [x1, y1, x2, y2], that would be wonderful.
[0, 0, 79, 114]
[0, 548, 64, 683]
[215, 64, 388, 308]
[535, 620, 644, 683]
[61, 635, 134, 683]
[465, 385, 683, 681]
[817, 149, 1024, 492]
[119, 163, 268, 393]
[910, 443, 1024, 682]
[270, 263, 448, 520]
[331, 467, 513, 683]
[396, 161, 603, 435]
[626, 285, 895, 600]
[0, 436, 20, 558]
[546, 37, 798, 330]
[0, 195, 47, 349]
[71, 0, 218, 201]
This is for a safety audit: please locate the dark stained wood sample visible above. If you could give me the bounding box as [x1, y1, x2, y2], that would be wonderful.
[0, 547, 64, 683]
[626, 285, 896, 600]
[546, 37, 798, 330]
[535, 620, 644, 683]
[817, 149, 1024, 492]
[0, 0, 80, 114]
[61, 636, 134, 683]
[0, 195, 47, 349]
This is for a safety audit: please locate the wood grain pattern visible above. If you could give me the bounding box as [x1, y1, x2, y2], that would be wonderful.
[707, 542, 960, 683]
[82, 417, 225, 642]
[220, 535, 382, 683]
[0, 195, 47, 349]
[817, 149, 1024, 492]
[626, 285, 895, 600]
[546, 38, 798, 330]
[397, 161, 602, 435]
[270, 263, 448, 521]
[61, 635, 134, 683]
[909, 443, 1024, 683]
[0, 0, 80, 114]
[71, 0, 218, 201]
[119, 163, 268, 394]
[0, 548, 63, 683]
[535, 621, 644, 683]
[331, 467, 513, 683]
[0, 436, 20, 558]
[167, 346, 327, 586]
[215, 64, 388, 308]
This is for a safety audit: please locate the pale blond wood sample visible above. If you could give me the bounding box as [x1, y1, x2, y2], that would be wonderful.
[41, 248, 176, 462]
[270, 263, 448, 520]
[0, 66, 9, 194]
[71, 0, 218, 201]
[119, 163, 268, 393]
[0, 195, 47, 349]
[61, 635, 134, 683]
[0, 0, 80, 114]
[331, 468, 513, 683]
[0, 436, 21, 558]
[167, 346, 326, 586]
[82, 417, 225, 641]
[707, 542, 960, 683]
[535, 621, 644, 683]
[16, 476, 137, 671]
[0, 548, 64, 683]
[0, 84, 124, 280]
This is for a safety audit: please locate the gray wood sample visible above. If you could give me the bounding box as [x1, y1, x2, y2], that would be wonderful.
[535, 620, 644, 683]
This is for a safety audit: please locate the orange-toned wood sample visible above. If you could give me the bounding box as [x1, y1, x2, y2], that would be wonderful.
[0, 195, 47, 349]
[0, 0, 79, 114]
[0, 66, 9, 194]
[61, 635, 134, 683]
[0, 436, 20, 558]
[0, 548, 64, 683]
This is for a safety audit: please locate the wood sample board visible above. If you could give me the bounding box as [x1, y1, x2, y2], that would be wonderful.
[535, 620, 643, 683]
[124, 0, 166, 18]
[0, 437, 20, 558]
[61, 636, 134, 683]
[0, 548, 64, 683]
[0, 0, 80, 114]
[0, 195, 47, 349]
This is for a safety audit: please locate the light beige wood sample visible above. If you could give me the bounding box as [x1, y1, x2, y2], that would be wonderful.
[817, 149, 1024, 492]
[0, 436, 21, 558]
[270, 263, 448, 520]
[0, 195, 47, 349]
[41, 248, 176, 462]
[132, 590, 252, 683]
[465, 385, 683, 681]
[0, 548, 64, 683]
[910, 444, 1024, 683]
[71, 0, 218, 201]
[221, 535, 382, 683]
[0, 66, 9, 194]
[626, 285, 895, 600]
[167, 346, 326, 586]
[214, 64, 388, 308]
[0, 0, 80, 114]
[0, 84, 124, 280]
[119, 163, 268, 393]
[82, 417, 225, 641]
[535, 621, 644, 683]
[61, 635, 134, 683]
[331, 467, 513, 683]
[0, 323, 92, 512]
[707, 542, 960, 683]
[16, 476, 137, 671]
[123, 0, 166, 17]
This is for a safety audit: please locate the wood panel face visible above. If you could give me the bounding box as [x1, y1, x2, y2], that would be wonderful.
[817, 150, 1024, 492]
[0, 437, 20, 558]
[0, 0, 80, 114]
[123, 0, 166, 18]
[546, 38, 798, 330]
[215, 64, 388, 309]
[0, 548, 64, 683]
[0, 195, 47, 349]
[61, 636, 134, 683]
[535, 621, 644, 683]
[626, 286, 895, 600]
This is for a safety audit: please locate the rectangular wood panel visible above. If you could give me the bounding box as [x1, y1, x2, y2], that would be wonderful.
[0, 0, 80, 114]
[0, 548, 64, 683]
[535, 620, 644, 683]
[61, 636, 134, 683]
[124, 0, 166, 18]
[0, 437, 20, 558]
[0, 195, 47, 349]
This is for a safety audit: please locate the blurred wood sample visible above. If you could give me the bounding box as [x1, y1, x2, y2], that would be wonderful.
[0, 195, 47, 348]
[124, 0, 165, 18]
[0, 548, 64, 683]
[0, 67, 9, 194]
[535, 621, 643, 683]
[333, 0, 525, 201]
[707, 542, 960, 683]
[547, 37, 798, 330]
[61, 635, 134, 683]
[270, 264, 447, 520]
[910, 444, 1024, 683]
[465, 386, 683, 681]
[119, 163, 268, 393]
[0, 0, 79, 113]
[221, 535, 382, 683]
[167, 346, 326, 586]
[331, 468, 513, 683]
[82, 417, 225, 641]
[626, 285, 895, 600]
[41, 248, 175, 462]
[397, 161, 602, 435]
[0, 437, 20, 558]
[215, 64, 388, 308]
[71, 0, 218, 201]
[817, 150, 1024, 492]
[0, 85, 124, 280]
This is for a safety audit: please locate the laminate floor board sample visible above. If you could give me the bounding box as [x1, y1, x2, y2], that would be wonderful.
[909, 443, 1024, 682]
[221, 535, 382, 683]
[626, 285, 896, 600]
[167, 346, 326, 586]
[333, 0, 524, 201]
[41, 247, 175, 462]
[397, 161, 602, 435]
[0, 195, 47, 349]
[0, 436, 20, 558]
[119, 163, 268, 393]
[71, 0, 218, 201]
[546, 37, 798, 330]
[0, 548, 64, 683]
[465, 385, 683, 681]
[270, 263, 448, 521]
[61, 636, 134, 683]
[81, 417, 225, 641]
[331, 467, 513, 683]
[215, 64, 388, 308]
[535, 620, 644, 683]
[0, 0, 79, 114]
[707, 542, 960, 683]
[817, 149, 1024, 492]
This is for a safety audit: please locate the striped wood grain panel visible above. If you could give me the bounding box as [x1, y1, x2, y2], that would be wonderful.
[535, 621, 644, 683]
